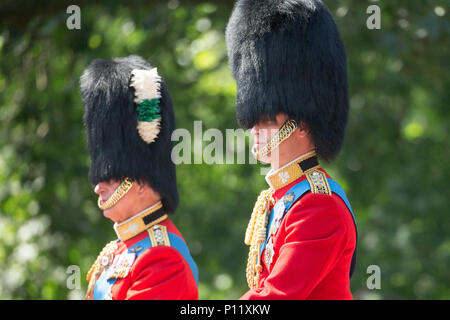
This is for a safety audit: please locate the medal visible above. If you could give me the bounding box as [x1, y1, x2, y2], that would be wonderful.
[85, 241, 118, 300]
[264, 238, 275, 269]
[117, 252, 136, 278]
[108, 251, 136, 279]
[270, 202, 285, 236]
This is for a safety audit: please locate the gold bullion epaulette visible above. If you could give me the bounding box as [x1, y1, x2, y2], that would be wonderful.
[305, 169, 332, 196]
[148, 224, 171, 247]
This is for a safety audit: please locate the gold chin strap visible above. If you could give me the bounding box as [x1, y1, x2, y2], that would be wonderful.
[253, 119, 298, 160]
[97, 178, 134, 210]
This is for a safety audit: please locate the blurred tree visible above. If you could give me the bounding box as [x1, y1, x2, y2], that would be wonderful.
[0, 0, 448, 299]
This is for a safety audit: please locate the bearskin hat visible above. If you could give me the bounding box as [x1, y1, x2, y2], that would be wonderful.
[226, 0, 349, 161]
[80, 55, 178, 214]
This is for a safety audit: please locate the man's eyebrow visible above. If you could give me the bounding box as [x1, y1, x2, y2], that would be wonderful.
[259, 118, 277, 126]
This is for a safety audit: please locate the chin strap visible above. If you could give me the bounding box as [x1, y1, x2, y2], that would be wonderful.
[97, 178, 134, 210]
[253, 119, 298, 160]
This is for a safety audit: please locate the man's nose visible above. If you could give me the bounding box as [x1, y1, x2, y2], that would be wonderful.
[250, 126, 259, 136]
[94, 183, 104, 195]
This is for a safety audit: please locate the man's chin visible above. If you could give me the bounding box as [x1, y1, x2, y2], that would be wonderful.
[102, 208, 112, 217]
[102, 207, 119, 222]
[252, 144, 271, 164]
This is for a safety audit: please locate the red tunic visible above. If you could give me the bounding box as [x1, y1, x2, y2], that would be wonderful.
[241, 169, 356, 300]
[88, 218, 198, 300]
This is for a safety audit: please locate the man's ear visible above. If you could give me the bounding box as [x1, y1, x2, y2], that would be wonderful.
[135, 181, 148, 195]
[295, 122, 310, 139]
[294, 122, 315, 150]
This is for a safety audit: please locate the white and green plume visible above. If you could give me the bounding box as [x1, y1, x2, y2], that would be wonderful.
[130, 68, 162, 144]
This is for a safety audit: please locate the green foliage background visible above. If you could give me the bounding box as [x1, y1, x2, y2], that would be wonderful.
[0, 0, 448, 299]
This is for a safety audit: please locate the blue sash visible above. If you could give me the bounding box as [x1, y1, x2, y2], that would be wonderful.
[261, 178, 358, 278]
[94, 232, 199, 300]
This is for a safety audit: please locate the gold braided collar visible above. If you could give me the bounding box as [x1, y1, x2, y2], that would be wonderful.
[113, 201, 167, 241]
[265, 150, 319, 191]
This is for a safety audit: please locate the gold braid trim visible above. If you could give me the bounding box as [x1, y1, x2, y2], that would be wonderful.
[245, 188, 274, 289]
